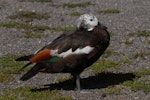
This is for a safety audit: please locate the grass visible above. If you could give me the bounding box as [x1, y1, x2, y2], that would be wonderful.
[0, 21, 29, 29]
[63, 2, 93, 8]
[92, 67, 150, 93]
[0, 54, 24, 83]
[133, 51, 150, 59]
[0, 21, 76, 32]
[90, 58, 133, 74]
[49, 26, 76, 32]
[128, 32, 135, 37]
[103, 85, 122, 95]
[109, 31, 115, 37]
[97, 9, 120, 14]
[56, 76, 71, 83]
[102, 49, 120, 58]
[102, 49, 113, 58]
[5, 11, 50, 39]
[128, 31, 150, 37]
[92, 58, 150, 93]
[131, 69, 150, 76]
[70, 12, 82, 16]
[0, 21, 76, 38]
[122, 76, 150, 93]
[119, 39, 133, 46]
[0, 21, 49, 38]
[90, 60, 150, 93]
[118, 59, 132, 64]
[8, 11, 50, 20]
[19, 0, 52, 2]
[136, 31, 150, 37]
[0, 86, 72, 100]
[89, 60, 120, 73]
[122, 68, 150, 93]
[22, 32, 48, 38]
[124, 40, 133, 46]
[101, 69, 150, 93]
[0, 20, 113, 39]
[4, 10, 51, 38]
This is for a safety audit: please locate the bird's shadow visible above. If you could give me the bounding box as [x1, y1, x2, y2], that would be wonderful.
[31, 72, 136, 92]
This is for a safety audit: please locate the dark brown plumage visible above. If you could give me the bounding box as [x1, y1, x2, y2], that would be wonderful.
[16, 14, 110, 91]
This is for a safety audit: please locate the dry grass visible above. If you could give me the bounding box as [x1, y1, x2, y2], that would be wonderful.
[63, 2, 93, 8]
[0, 86, 72, 100]
[97, 9, 120, 14]
[8, 11, 50, 20]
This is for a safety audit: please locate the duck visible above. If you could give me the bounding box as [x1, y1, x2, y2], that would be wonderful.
[16, 13, 110, 91]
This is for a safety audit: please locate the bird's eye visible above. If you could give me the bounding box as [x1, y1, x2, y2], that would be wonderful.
[90, 19, 93, 21]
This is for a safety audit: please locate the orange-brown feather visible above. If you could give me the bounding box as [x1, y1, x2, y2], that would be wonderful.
[30, 49, 51, 63]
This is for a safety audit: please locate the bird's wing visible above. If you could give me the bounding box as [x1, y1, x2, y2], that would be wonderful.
[30, 31, 98, 63]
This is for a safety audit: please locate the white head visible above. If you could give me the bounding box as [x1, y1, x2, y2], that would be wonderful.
[76, 13, 98, 31]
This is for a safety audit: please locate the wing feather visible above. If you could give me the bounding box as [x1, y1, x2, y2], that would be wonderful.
[30, 31, 99, 63]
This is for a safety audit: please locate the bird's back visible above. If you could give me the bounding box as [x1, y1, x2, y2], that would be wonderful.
[42, 27, 110, 74]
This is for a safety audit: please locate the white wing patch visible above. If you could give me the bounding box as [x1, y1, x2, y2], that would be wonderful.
[51, 46, 94, 58]
[75, 46, 94, 54]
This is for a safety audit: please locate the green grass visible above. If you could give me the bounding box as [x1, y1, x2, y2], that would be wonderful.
[109, 32, 115, 37]
[122, 77, 150, 92]
[0, 54, 24, 83]
[101, 69, 150, 93]
[0, 21, 75, 38]
[19, 0, 52, 2]
[89, 60, 120, 73]
[0, 21, 29, 29]
[5, 11, 50, 39]
[8, 11, 50, 20]
[131, 69, 150, 76]
[103, 86, 122, 95]
[0, 21, 76, 32]
[70, 12, 82, 16]
[118, 59, 132, 64]
[133, 51, 150, 59]
[90, 58, 133, 74]
[97, 9, 120, 14]
[102, 49, 113, 58]
[56, 76, 71, 83]
[136, 31, 150, 37]
[124, 40, 133, 46]
[128, 32, 135, 37]
[31, 25, 76, 32]
[63, 2, 93, 8]
[32, 25, 50, 31]
[122, 69, 150, 92]
[22, 32, 48, 39]
[0, 21, 50, 38]
[128, 31, 150, 37]
[0, 86, 72, 100]
[49, 26, 76, 32]
[102, 49, 119, 58]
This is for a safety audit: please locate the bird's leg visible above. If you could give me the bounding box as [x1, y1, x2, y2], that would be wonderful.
[71, 73, 81, 91]
[76, 74, 81, 92]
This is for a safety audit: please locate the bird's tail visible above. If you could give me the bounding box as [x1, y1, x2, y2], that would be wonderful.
[16, 54, 34, 73]
[17, 62, 32, 73]
[15, 54, 33, 61]
[20, 64, 42, 81]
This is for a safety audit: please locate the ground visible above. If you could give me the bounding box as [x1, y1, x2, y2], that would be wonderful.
[0, 0, 150, 100]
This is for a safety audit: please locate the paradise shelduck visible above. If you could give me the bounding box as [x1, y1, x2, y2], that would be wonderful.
[16, 13, 110, 91]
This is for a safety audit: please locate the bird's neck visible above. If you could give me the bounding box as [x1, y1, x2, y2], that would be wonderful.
[92, 27, 110, 48]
